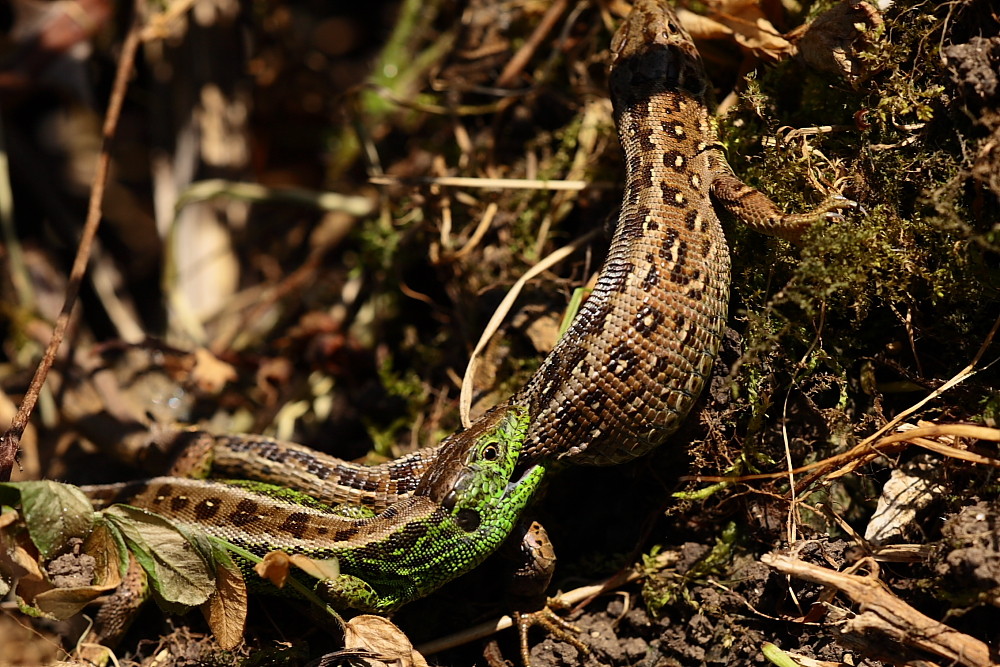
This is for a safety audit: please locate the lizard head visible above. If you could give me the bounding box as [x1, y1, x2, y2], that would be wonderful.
[609, 0, 710, 112]
[415, 403, 543, 532]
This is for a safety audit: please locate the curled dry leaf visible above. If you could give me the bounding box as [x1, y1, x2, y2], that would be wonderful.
[706, 0, 794, 61]
[254, 550, 293, 588]
[343, 615, 429, 667]
[788, 0, 883, 81]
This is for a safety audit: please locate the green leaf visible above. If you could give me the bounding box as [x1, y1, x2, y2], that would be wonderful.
[0, 482, 95, 559]
[762, 643, 802, 667]
[103, 505, 216, 608]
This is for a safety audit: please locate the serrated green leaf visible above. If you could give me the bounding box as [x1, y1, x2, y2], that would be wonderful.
[0, 482, 95, 559]
[103, 505, 215, 608]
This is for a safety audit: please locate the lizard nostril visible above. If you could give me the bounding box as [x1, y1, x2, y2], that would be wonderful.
[454, 508, 481, 532]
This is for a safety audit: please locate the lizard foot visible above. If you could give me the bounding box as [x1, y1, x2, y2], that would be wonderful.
[514, 598, 590, 665]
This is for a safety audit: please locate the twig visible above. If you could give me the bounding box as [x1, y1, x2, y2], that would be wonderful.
[0, 8, 143, 481]
[496, 0, 570, 89]
[762, 553, 1000, 667]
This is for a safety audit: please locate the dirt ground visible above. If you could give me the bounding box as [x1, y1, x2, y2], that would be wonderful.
[1, 0, 999, 665]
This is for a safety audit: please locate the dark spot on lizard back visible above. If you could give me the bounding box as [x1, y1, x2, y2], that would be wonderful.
[635, 304, 664, 337]
[660, 183, 686, 208]
[170, 496, 189, 512]
[608, 343, 642, 378]
[642, 263, 660, 290]
[153, 483, 173, 505]
[279, 512, 311, 539]
[194, 497, 222, 521]
[663, 150, 686, 172]
[229, 498, 262, 527]
[685, 209, 699, 230]
[333, 526, 360, 542]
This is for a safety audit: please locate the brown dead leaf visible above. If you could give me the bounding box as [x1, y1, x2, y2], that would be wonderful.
[287, 553, 341, 582]
[342, 615, 429, 667]
[202, 555, 248, 650]
[254, 550, 292, 588]
[190, 347, 237, 394]
[677, 8, 733, 41]
[709, 0, 793, 61]
[789, 0, 883, 81]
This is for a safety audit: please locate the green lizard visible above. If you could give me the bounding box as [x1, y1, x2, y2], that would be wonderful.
[84, 404, 542, 614]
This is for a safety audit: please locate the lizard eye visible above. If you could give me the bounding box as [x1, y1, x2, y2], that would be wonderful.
[481, 444, 499, 461]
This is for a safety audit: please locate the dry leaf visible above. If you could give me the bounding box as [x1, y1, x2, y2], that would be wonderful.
[254, 550, 292, 588]
[288, 553, 341, 582]
[342, 615, 429, 667]
[677, 8, 734, 41]
[710, 0, 793, 61]
[191, 347, 237, 394]
[202, 556, 248, 650]
[789, 0, 883, 80]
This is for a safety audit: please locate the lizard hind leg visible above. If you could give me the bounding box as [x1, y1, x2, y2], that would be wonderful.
[710, 171, 857, 244]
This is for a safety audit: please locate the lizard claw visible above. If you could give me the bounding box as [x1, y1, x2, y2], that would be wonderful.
[820, 193, 860, 222]
[514, 598, 590, 666]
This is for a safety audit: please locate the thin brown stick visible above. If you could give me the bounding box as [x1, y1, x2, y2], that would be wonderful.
[0, 11, 143, 482]
[763, 553, 999, 667]
[495, 0, 571, 89]
[685, 422, 1000, 486]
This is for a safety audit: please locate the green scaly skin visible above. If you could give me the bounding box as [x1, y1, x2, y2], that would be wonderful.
[84, 405, 543, 613]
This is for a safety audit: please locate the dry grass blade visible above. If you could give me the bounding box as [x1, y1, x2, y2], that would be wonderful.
[459, 229, 600, 426]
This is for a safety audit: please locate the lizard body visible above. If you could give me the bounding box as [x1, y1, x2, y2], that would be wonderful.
[80, 404, 541, 614]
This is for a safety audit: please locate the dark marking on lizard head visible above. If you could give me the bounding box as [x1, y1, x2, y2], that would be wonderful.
[609, 1, 711, 113]
[455, 508, 481, 532]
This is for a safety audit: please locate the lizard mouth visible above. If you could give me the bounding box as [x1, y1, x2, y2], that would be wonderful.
[505, 462, 540, 495]
[440, 462, 540, 515]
